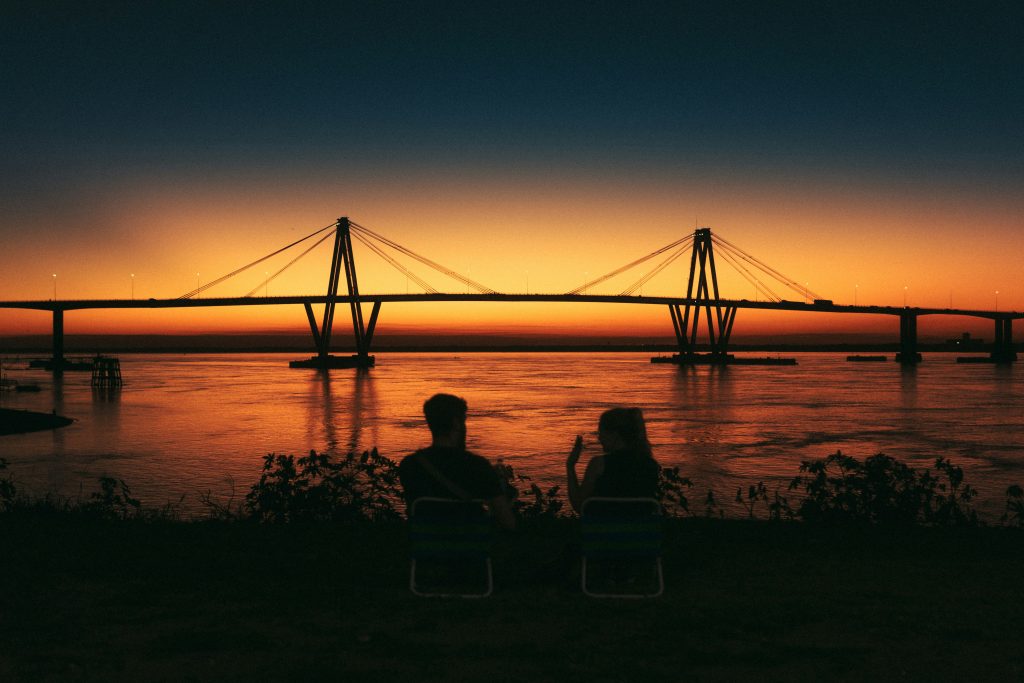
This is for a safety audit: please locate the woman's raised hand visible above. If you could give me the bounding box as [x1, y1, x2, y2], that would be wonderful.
[566, 435, 584, 468]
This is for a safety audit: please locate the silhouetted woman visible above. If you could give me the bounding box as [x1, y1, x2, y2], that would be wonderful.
[566, 407, 660, 513]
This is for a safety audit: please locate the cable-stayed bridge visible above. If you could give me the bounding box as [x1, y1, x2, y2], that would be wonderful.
[1, 218, 1019, 369]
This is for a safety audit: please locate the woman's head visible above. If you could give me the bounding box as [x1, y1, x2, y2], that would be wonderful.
[598, 407, 651, 457]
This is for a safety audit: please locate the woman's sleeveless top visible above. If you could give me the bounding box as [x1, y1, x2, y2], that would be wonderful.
[593, 449, 660, 498]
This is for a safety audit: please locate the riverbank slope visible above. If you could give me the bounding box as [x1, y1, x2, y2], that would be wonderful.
[2, 516, 1021, 681]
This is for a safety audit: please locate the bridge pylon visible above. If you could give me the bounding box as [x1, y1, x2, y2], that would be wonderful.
[990, 318, 1018, 363]
[895, 311, 922, 365]
[657, 228, 738, 366]
[958, 317, 1019, 364]
[290, 217, 381, 369]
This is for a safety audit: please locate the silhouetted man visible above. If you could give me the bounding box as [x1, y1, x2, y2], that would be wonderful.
[399, 393, 516, 530]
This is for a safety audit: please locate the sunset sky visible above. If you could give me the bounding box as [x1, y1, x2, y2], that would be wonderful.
[1, 2, 1021, 342]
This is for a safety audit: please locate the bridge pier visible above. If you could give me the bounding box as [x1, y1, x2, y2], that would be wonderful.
[52, 308, 65, 373]
[291, 217, 380, 369]
[653, 230, 734, 366]
[895, 311, 922, 364]
[990, 318, 1017, 363]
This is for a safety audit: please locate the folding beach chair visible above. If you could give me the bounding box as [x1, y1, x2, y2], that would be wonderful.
[580, 497, 664, 598]
[409, 497, 493, 598]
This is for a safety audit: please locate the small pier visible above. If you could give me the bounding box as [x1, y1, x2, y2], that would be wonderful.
[91, 356, 123, 387]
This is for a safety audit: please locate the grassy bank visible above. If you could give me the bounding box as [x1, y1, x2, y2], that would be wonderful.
[3, 514, 1023, 682]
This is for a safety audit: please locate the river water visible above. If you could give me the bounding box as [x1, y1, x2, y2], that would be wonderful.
[1, 352, 1021, 518]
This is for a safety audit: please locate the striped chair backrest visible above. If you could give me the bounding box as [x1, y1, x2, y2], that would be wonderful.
[581, 497, 662, 559]
[409, 497, 492, 560]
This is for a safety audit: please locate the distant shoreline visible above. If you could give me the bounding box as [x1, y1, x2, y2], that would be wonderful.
[2, 332, 1001, 356]
[0, 343, 999, 355]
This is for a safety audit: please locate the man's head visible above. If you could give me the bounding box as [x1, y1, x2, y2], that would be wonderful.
[423, 393, 468, 447]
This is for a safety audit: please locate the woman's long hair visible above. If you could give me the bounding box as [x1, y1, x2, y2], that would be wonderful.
[598, 407, 653, 459]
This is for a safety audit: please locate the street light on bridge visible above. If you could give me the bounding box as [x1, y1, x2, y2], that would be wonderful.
[996, 290, 999, 312]
[903, 285, 908, 307]
[52, 273, 56, 300]
[131, 273, 135, 300]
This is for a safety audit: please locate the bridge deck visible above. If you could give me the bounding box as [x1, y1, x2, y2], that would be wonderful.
[0, 294, 1019, 320]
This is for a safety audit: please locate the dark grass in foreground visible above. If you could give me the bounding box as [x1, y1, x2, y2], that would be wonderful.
[2, 515, 1023, 682]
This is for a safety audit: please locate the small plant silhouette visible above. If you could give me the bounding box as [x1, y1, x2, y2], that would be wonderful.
[85, 477, 141, 520]
[656, 466, 694, 517]
[496, 462, 565, 520]
[1001, 485, 1024, 528]
[0, 458, 16, 512]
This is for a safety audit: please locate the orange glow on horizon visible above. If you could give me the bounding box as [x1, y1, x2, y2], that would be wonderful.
[1, 168, 1021, 341]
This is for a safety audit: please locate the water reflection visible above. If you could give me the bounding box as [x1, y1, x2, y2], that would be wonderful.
[665, 366, 736, 484]
[90, 386, 122, 454]
[48, 373, 66, 493]
[899, 363, 918, 410]
[307, 368, 378, 456]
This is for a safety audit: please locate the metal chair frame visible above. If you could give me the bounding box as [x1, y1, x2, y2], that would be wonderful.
[580, 497, 664, 598]
[409, 497, 493, 598]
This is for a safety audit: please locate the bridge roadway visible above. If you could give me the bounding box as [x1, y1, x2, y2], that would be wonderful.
[2, 293, 1021, 320]
[2, 294, 1019, 367]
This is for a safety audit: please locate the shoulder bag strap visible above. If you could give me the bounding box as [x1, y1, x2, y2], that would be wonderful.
[415, 454, 473, 501]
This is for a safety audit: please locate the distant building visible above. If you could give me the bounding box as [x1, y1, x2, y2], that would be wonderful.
[946, 332, 984, 348]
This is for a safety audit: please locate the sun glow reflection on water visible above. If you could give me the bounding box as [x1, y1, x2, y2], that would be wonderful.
[1, 352, 1022, 517]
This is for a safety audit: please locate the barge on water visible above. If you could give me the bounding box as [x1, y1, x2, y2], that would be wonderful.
[289, 354, 375, 369]
[28, 357, 95, 371]
[651, 353, 797, 366]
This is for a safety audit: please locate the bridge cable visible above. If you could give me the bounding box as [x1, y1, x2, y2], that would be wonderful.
[619, 244, 691, 296]
[349, 221, 498, 294]
[715, 247, 782, 302]
[713, 246, 783, 302]
[566, 235, 693, 295]
[241, 229, 338, 298]
[178, 221, 338, 299]
[350, 231, 439, 294]
[711, 234, 822, 301]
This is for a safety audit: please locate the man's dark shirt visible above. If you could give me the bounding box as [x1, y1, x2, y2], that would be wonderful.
[398, 445, 503, 507]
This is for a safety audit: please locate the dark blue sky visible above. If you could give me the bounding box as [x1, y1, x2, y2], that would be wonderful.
[3, 1, 1022, 191]
[2, 1, 1022, 325]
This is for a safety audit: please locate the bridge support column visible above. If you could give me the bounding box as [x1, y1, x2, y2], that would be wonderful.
[52, 308, 65, 373]
[290, 217, 380, 369]
[651, 228, 779, 365]
[991, 318, 1017, 363]
[895, 312, 921, 365]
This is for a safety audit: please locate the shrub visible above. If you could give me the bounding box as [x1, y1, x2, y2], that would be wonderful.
[788, 451, 977, 526]
[657, 466, 694, 517]
[0, 458, 16, 512]
[244, 449, 403, 523]
[82, 477, 142, 520]
[735, 482, 794, 521]
[1001, 485, 1024, 528]
[496, 462, 565, 521]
